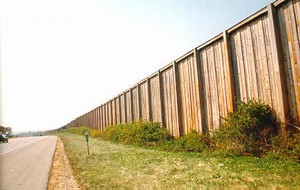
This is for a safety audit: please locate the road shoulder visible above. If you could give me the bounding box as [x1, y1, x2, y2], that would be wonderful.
[48, 137, 81, 190]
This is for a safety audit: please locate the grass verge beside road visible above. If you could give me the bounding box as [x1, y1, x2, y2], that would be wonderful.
[60, 133, 300, 189]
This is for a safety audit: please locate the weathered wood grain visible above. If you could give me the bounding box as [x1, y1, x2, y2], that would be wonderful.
[68, 0, 300, 135]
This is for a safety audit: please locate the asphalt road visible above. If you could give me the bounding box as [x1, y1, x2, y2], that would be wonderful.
[0, 136, 57, 190]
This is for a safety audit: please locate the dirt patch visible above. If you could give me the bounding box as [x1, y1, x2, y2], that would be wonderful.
[48, 137, 82, 190]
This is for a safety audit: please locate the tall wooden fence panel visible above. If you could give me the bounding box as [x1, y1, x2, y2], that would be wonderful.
[277, 0, 300, 125]
[115, 97, 121, 125]
[149, 74, 163, 123]
[230, 15, 280, 110]
[125, 91, 132, 123]
[131, 86, 139, 121]
[140, 81, 150, 121]
[199, 40, 233, 132]
[67, 0, 300, 136]
[161, 66, 180, 136]
[120, 94, 126, 124]
[177, 55, 203, 134]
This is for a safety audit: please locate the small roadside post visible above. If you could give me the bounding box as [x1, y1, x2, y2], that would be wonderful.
[85, 131, 90, 155]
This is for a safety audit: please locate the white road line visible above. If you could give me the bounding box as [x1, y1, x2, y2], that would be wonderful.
[0, 137, 47, 155]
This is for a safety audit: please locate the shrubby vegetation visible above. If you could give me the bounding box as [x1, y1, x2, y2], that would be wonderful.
[65, 126, 102, 138]
[102, 121, 170, 146]
[213, 100, 277, 156]
[64, 100, 300, 162]
[161, 131, 210, 153]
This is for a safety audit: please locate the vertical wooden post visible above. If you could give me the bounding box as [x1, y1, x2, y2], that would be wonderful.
[130, 88, 134, 122]
[92, 111, 94, 128]
[114, 98, 117, 125]
[118, 96, 121, 124]
[102, 105, 105, 130]
[267, 4, 288, 128]
[93, 109, 96, 129]
[109, 101, 112, 126]
[147, 78, 152, 120]
[94, 109, 96, 129]
[173, 61, 182, 136]
[123, 92, 127, 123]
[223, 31, 235, 112]
[103, 105, 106, 130]
[95, 108, 98, 129]
[137, 83, 141, 120]
[88, 112, 90, 127]
[158, 70, 165, 126]
[95, 109, 98, 129]
[92, 110, 95, 129]
[193, 48, 205, 133]
[99, 106, 102, 131]
[99, 107, 101, 129]
[85, 113, 87, 127]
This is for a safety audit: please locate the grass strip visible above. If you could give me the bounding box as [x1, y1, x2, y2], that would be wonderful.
[60, 133, 300, 189]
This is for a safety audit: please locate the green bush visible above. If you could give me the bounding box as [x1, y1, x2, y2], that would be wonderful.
[162, 131, 210, 153]
[102, 121, 171, 146]
[270, 129, 300, 162]
[63, 102, 299, 162]
[64, 126, 102, 138]
[65, 126, 88, 135]
[213, 100, 277, 156]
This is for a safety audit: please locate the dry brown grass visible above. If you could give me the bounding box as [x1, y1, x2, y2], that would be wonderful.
[48, 137, 82, 190]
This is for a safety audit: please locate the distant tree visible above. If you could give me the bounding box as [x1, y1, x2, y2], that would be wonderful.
[0, 126, 12, 134]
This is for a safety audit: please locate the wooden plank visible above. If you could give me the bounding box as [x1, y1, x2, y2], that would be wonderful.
[147, 78, 152, 120]
[129, 89, 134, 122]
[140, 82, 148, 120]
[158, 70, 165, 126]
[228, 8, 268, 33]
[137, 83, 141, 120]
[123, 92, 127, 123]
[177, 60, 187, 134]
[241, 27, 250, 102]
[215, 42, 225, 124]
[287, 1, 300, 122]
[118, 96, 121, 124]
[173, 61, 182, 136]
[261, 16, 273, 106]
[243, 26, 253, 100]
[175, 50, 194, 63]
[160, 63, 173, 73]
[201, 48, 212, 132]
[278, 3, 297, 121]
[268, 3, 288, 125]
[263, 16, 277, 109]
[190, 55, 199, 132]
[249, 23, 259, 100]
[115, 98, 118, 125]
[153, 76, 159, 122]
[251, 19, 264, 101]
[197, 33, 223, 51]
[274, 0, 288, 7]
[132, 87, 139, 121]
[99, 106, 102, 131]
[164, 68, 176, 136]
[95, 108, 98, 129]
[236, 29, 248, 101]
[125, 92, 132, 122]
[106, 104, 109, 127]
[211, 44, 220, 130]
[219, 40, 229, 121]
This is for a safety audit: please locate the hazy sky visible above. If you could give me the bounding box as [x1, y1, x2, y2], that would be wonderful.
[1, 0, 272, 133]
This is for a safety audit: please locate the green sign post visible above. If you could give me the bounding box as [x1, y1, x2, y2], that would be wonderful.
[85, 131, 90, 155]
